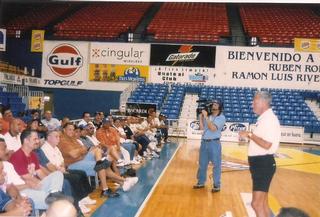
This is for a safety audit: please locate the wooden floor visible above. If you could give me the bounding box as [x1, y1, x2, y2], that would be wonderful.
[138, 138, 320, 217]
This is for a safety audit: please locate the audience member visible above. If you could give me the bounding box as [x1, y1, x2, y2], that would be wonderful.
[4, 118, 22, 154]
[0, 107, 13, 135]
[41, 111, 60, 131]
[8, 129, 64, 210]
[78, 112, 91, 126]
[41, 198, 77, 217]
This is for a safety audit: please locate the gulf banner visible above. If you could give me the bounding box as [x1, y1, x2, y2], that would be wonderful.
[88, 64, 149, 82]
[31, 30, 45, 52]
[90, 42, 150, 66]
[41, 41, 88, 89]
[294, 38, 320, 53]
[0, 28, 6, 51]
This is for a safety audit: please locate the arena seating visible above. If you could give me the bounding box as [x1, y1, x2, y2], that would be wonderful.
[127, 83, 169, 110]
[199, 86, 258, 123]
[54, 3, 152, 40]
[147, 3, 230, 43]
[161, 84, 186, 119]
[4, 4, 73, 37]
[240, 5, 320, 46]
[127, 83, 320, 133]
[0, 89, 26, 116]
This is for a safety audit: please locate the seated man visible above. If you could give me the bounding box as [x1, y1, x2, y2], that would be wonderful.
[0, 160, 33, 216]
[3, 118, 22, 155]
[8, 130, 64, 210]
[41, 129, 95, 214]
[59, 123, 138, 197]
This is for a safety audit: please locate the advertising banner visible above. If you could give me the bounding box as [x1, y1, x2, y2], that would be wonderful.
[31, 30, 45, 52]
[150, 44, 216, 67]
[41, 41, 88, 89]
[279, 126, 304, 143]
[126, 102, 157, 117]
[0, 72, 41, 86]
[216, 46, 320, 90]
[187, 120, 249, 142]
[90, 42, 150, 66]
[0, 28, 6, 51]
[89, 64, 149, 82]
[294, 38, 320, 53]
[149, 66, 213, 84]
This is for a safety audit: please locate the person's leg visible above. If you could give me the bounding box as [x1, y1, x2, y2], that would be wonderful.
[121, 142, 135, 160]
[21, 189, 48, 210]
[40, 171, 64, 193]
[68, 154, 96, 177]
[251, 191, 268, 217]
[211, 141, 222, 189]
[263, 193, 271, 217]
[68, 169, 93, 195]
[196, 140, 209, 185]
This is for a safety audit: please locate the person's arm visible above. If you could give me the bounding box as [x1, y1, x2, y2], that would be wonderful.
[5, 184, 22, 201]
[20, 174, 41, 189]
[239, 131, 272, 150]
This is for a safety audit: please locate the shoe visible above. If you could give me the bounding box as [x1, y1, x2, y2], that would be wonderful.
[79, 196, 96, 205]
[79, 204, 91, 214]
[117, 159, 125, 167]
[101, 189, 120, 198]
[151, 151, 160, 158]
[193, 183, 205, 189]
[122, 177, 138, 192]
[45, 191, 71, 205]
[127, 177, 139, 185]
[212, 186, 220, 192]
[130, 159, 140, 165]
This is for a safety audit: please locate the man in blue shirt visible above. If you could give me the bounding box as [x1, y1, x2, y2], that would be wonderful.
[193, 100, 226, 192]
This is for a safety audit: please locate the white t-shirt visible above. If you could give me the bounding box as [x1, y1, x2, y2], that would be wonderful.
[4, 132, 21, 152]
[248, 108, 281, 156]
[3, 161, 25, 185]
[41, 118, 61, 131]
[41, 141, 64, 167]
[86, 135, 100, 146]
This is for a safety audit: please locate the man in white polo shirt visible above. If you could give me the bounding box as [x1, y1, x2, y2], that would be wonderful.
[239, 91, 280, 217]
[4, 118, 22, 155]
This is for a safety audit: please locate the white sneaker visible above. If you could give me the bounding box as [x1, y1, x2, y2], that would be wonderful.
[122, 179, 133, 191]
[79, 204, 91, 214]
[127, 177, 138, 185]
[117, 159, 125, 167]
[79, 196, 96, 205]
[152, 151, 160, 158]
[130, 159, 140, 165]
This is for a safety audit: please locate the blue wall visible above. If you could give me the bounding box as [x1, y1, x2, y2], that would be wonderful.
[30, 87, 121, 119]
[0, 38, 42, 77]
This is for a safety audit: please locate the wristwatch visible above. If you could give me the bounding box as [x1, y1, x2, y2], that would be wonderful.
[248, 132, 253, 139]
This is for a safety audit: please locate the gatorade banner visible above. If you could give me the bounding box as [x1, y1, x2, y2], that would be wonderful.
[294, 38, 320, 53]
[150, 44, 216, 67]
[31, 30, 45, 52]
[0, 28, 6, 51]
[88, 64, 149, 82]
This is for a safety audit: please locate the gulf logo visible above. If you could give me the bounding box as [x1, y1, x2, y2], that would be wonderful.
[47, 44, 83, 77]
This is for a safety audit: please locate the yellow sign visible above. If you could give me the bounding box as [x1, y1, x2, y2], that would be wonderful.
[89, 64, 149, 82]
[294, 38, 320, 53]
[31, 30, 45, 52]
[29, 96, 43, 110]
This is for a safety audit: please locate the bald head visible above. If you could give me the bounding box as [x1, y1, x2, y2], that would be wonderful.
[44, 199, 77, 217]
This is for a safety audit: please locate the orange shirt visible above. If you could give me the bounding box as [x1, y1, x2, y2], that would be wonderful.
[58, 133, 87, 166]
[96, 127, 120, 148]
[0, 118, 10, 135]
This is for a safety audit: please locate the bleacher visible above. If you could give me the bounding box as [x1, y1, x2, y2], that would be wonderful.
[240, 5, 320, 46]
[0, 87, 26, 116]
[54, 2, 152, 40]
[4, 4, 73, 37]
[127, 83, 320, 134]
[148, 3, 230, 43]
[127, 83, 169, 110]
